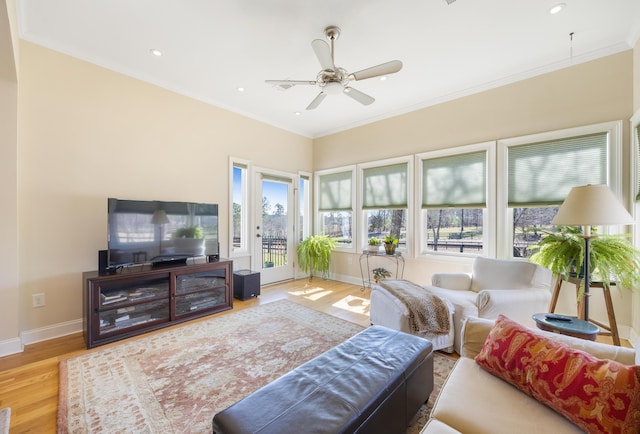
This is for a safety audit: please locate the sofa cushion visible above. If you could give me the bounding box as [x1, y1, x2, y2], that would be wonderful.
[471, 257, 539, 291]
[420, 418, 463, 433]
[429, 358, 582, 433]
[475, 315, 640, 434]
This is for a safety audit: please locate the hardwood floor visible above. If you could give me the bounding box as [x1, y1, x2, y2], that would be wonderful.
[0, 278, 633, 433]
[0, 279, 370, 433]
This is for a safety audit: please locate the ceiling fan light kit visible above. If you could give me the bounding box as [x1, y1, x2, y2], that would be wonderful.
[265, 26, 403, 110]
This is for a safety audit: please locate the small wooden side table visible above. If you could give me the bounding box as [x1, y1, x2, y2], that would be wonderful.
[548, 275, 620, 346]
[532, 313, 600, 341]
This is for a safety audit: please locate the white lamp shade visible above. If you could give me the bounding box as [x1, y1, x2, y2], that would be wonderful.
[551, 184, 634, 226]
[151, 209, 170, 225]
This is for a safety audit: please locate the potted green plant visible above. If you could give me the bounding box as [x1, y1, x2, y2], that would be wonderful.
[372, 267, 391, 284]
[297, 234, 337, 281]
[368, 237, 381, 253]
[173, 226, 204, 239]
[528, 226, 640, 293]
[384, 234, 399, 255]
[172, 226, 206, 255]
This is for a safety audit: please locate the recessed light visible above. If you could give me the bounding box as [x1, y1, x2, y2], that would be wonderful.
[294, 112, 301, 116]
[236, 87, 245, 92]
[149, 48, 162, 57]
[380, 76, 388, 81]
[549, 3, 565, 15]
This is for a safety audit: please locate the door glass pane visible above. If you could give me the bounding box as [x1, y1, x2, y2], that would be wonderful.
[299, 176, 310, 242]
[232, 165, 247, 253]
[262, 180, 288, 269]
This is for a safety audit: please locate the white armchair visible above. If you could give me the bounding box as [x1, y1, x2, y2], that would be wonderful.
[429, 257, 552, 353]
[370, 257, 553, 354]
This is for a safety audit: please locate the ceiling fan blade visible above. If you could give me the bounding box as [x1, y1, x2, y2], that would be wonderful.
[311, 39, 334, 70]
[344, 87, 375, 105]
[306, 92, 326, 110]
[265, 79, 317, 90]
[350, 60, 403, 81]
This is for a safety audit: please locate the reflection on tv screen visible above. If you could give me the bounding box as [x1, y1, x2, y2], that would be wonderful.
[107, 198, 218, 267]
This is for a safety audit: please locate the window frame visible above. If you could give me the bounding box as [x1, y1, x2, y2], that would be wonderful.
[314, 165, 357, 253]
[229, 157, 251, 258]
[415, 141, 496, 259]
[297, 171, 312, 244]
[630, 110, 640, 248]
[358, 156, 413, 256]
[497, 120, 623, 259]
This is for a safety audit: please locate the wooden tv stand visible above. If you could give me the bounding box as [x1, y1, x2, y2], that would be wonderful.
[83, 259, 232, 348]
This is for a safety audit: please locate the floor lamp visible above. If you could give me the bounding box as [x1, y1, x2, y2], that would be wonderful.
[551, 184, 634, 321]
[152, 209, 170, 254]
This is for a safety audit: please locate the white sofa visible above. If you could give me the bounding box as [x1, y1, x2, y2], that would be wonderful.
[421, 317, 639, 433]
[370, 257, 552, 354]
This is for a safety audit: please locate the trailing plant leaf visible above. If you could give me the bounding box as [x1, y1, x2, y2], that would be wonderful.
[297, 234, 337, 281]
[529, 226, 640, 293]
[372, 267, 391, 283]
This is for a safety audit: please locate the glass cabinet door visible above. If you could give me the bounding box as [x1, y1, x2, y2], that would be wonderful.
[175, 269, 227, 316]
[97, 277, 170, 334]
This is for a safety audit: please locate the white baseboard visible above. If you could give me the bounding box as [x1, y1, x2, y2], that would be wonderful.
[616, 324, 632, 342]
[0, 337, 22, 358]
[20, 318, 83, 346]
[330, 272, 364, 288]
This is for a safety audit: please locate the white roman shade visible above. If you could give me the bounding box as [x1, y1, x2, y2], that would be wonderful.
[422, 151, 486, 208]
[362, 163, 408, 210]
[318, 171, 352, 211]
[508, 132, 608, 207]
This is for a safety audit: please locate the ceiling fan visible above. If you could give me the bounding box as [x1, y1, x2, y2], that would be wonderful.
[265, 26, 403, 110]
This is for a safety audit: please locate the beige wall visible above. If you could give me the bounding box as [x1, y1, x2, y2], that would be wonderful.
[315, 52, 633, 169]
[0, 0, 19, 349]
[15, 41, 312, 338]
[315, 51, 637, 337]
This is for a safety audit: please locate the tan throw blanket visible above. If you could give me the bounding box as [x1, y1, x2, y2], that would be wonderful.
[380, 280, 450, 337]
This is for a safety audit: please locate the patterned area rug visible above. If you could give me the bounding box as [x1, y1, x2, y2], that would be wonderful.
[58, 299, 456, 433]
[408, 352, 458, 433]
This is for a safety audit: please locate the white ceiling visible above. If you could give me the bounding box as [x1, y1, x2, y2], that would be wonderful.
[16, 0, 640, 138]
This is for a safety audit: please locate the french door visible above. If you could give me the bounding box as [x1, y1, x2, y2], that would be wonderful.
[252, 169, 295, 284]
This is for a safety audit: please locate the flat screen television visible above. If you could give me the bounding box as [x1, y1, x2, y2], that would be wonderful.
[107, 198, 219, 267]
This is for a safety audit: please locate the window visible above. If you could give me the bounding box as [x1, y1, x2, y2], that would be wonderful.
[360, 158, 412, 252]
[316, 167, 355, 249]
[298, 172, 311, 243]
[230, 159, 249, 256]
[418, 142, 494, 257]
[499, 122, 622, 258]
[631, 110, 640, 248]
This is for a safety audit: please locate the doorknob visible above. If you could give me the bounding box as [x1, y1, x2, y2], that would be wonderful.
[256, 234, 261, 238]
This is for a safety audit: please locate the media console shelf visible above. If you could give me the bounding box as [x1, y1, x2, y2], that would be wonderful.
[83, 260, 232, 348]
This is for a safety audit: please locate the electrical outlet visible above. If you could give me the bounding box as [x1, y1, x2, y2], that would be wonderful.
[32, 293, 46, 308]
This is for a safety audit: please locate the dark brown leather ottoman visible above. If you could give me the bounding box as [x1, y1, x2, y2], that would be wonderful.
[212, 325, 434, 434]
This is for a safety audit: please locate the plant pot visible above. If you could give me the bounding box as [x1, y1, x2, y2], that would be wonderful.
[384, 244, 396, 255]
[368, 245, 380, 253]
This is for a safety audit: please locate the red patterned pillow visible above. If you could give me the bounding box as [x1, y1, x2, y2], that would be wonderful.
[475, 315, 640, 434]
